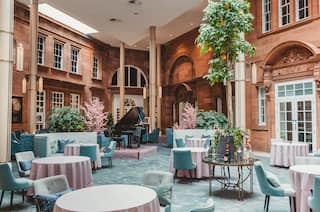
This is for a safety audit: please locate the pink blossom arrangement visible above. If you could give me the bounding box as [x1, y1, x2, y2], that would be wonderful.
[82, 99, 108, 132]
[173, 102, 196, 129]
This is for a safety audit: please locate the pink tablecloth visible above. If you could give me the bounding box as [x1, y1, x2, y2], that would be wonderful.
[64, 144, 102, 169]
[270, 142, 308, 167]
[29, 156, 92, 195]
[289, 165, 320, 212]
[185, 138, 209, 148]
[169, 147, 209, 179]
[53, 184, 160, 212]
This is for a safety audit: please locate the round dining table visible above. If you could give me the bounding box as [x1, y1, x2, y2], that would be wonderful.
[185, 138, 210, 148]
[270, 142, 308, 167]
[53, 184, 161, 212]
[169, 147, 210, 179]
[289, 165, 320, 212]
[29, 156, 92, 195]
[64, 143, 102, 169]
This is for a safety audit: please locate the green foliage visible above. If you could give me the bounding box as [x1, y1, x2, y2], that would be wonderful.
[46, 107, 85, 132]
[195, 0, 255, 85]
[224, 127, 245, 150]
[196, 111, 228, 130]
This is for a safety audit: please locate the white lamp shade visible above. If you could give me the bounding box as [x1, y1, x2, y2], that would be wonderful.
[251, 63, 257, 84]
[22, 77, 27, 93]
[16, 43, 24, 71]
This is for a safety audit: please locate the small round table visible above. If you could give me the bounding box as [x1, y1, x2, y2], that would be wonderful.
[202, 155, 258, 200]
[29, 156, 92, 195]
[289, 165, 320, 212]
[53, 184, 161, 212]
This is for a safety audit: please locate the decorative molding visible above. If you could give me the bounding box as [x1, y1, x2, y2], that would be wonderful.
[275, 47, 312, 66]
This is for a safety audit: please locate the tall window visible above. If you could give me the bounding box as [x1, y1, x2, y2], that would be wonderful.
[36, 91, 46, 130]
[52, 91, 64, 108]
[279, 0, 290, 26]
[296, 0, 309, 20]
[70, 93, 80, 111]
[111, 65, 147, 88]
[92, 56, 99, 79]
[71, 47, 79, 73]
[258, 87, 266, 125]
[37, 36, 45, 65]
[262, 0, 271, 32]
[53, 41, 63, 69]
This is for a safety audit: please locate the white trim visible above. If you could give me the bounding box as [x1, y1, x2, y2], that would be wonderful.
[70, 47, 80, 74]
[112, 65, 148, 88]
[70, 93, 80, 111]
[51, 91, 64, 108]
[258, 87, 266, 126]
[262, 0, 271, 33]
[92, 56, 99, 79]
[278, 0, 290, 27]
[295, 0, 309, 21]
[37, 36, 45, 65]
[53, 41, 64, 70]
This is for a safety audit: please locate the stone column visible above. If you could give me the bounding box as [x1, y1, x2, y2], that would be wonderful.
[235, 33, 246, 130]
[119, 42, 125, 118]
[156, 45, 161, 131]
[0, 0, 14, 162]
[149, 26, 156, 131]
[28, 0, 38, 133]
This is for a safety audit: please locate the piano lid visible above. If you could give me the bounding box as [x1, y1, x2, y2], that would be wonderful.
[114, 106, 145, 131]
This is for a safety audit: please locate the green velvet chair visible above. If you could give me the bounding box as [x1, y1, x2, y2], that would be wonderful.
[165, 128, 173, 148]
[101, 141, 116, 168]
[175, 138, 185, 148]
[173, 150, 196, 179]
[190, 198, 215, 212]
[254, 161, 296, 212]
[308, 176, 320, 212]
[0, 163, 33, 210]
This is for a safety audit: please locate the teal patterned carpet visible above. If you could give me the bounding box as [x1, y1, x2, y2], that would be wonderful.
[1, 145, 293, 212]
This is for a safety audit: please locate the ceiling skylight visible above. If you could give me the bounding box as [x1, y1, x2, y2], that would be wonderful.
[38, 4, 98, 34]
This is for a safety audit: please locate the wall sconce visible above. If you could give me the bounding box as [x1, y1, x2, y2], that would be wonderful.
[158, 86, 162, 98]
[16, 43, 24, 71]
[143, 86, 148, 99]
[22, 75, 44, 93]
[251, 63, 257, 84]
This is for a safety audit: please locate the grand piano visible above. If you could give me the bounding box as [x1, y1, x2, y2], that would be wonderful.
[113, 107, 146, 148]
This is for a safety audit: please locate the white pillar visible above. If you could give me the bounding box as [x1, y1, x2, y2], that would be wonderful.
[235, 33, 246, 130]
[156, 45, 161, 131]
[0, 0, 14, 162]
[119, 42, 125, 118]
[149, 26, 156, 131]
[28, 0, 38, 133]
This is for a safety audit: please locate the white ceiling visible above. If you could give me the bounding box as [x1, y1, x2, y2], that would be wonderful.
[18, 0, 207, 50]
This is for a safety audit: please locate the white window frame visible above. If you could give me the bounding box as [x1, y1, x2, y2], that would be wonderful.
[112, 65, 148, 88]
[92, 56, 99, 79]
[296, 0, 309, 21]
[71, 47, 79, 73]
[258, 87, 266, 126]
[37, 36, 45, 65]
[279, 0, 290, 26]
[262, 0, 271, 32]
[36, 90, 46, 130]
[53, 41, 63, 70]
[51, 91, 64, 108]
[70, 93, 80, 111]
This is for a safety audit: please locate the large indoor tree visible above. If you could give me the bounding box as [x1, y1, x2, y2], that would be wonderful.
[196, 0, 255, 127]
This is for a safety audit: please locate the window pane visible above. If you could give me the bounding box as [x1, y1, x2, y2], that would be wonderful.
[125, 68, 129, 86]
[140, 74, 146, 87]
[130, 68, 137, 86]
[112, 72, 117, 86]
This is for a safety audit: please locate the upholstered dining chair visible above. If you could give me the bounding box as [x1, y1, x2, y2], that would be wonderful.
[100, 141, 116, 168]
[308, 176, 320, 212]
[15, 151, 35, 177]
[254, 161, 296, 212]
[175, 138, 185, 148]
[0, 163, 33, 210]
[190, 198, 215, 212]
[33, 175, 71, 212]
[79, 145, 97, 169]
[148, 128, 160, 143]
[173, 150, 196, 180]
[203, 139, 211, 149]
[165, 128, 173, 148]
[143, 170, 174, 207]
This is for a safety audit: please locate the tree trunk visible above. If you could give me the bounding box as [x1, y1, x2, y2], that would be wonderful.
[226, 80, 233, 127]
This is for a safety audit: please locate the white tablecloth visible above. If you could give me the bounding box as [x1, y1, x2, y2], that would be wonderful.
[64, 144, 102, 169]
[169, 147, 209, 179]
[289, 165, 320, 212]
[185, 138, 209, 148]
[29, 156, 92, 195]
[53, 184, 160, 212]
[270, 142, 308, 167]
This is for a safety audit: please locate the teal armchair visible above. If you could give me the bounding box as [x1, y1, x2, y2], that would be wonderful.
[190, 198, 215, 212]
[173, 150, 196, 179]
[308, 176, 320, 212]
[97, 134, 111, 149]
[175, 138, 185, 148]
[165, 128, 173, 147]
[0, 163, 33, 210]
[254, 161, 296, 212]
[148, 128, 160, 143]
[101, 141, 116, 168]
[80, 145, 97, 169]
[11, 133, 23, 159]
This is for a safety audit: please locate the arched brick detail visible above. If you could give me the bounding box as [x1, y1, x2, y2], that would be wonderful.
[168, 55, 195, 85]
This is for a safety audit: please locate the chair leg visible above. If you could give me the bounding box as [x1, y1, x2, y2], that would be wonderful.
[265, 195, 270, 212]
[189, 170, 193, 179]
[22, 190, 25, 203]
[264, 195, 267, 210]
[0, 190, 4, 207]
[10, 191, 14, 210]
[289, 197, 292, 211]
[293, 196, 296, 212]
[110, 158, 112, 168]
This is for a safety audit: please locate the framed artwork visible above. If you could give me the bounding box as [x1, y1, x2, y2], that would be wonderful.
[12, 96, 23, 123]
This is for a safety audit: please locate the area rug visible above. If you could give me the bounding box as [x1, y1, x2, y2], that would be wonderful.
[113, 145, 158, 159]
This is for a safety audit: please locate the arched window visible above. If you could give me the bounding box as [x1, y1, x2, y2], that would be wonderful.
[111, 65, 147, 88]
